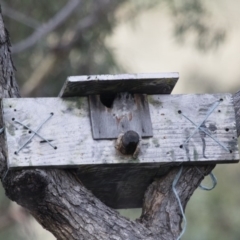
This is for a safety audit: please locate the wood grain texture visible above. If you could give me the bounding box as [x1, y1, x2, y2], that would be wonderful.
[3, 94, 238, 169]
[2, 8, 240, 239]
[0, 7, 165, 240]
[77, 164, 171, 208]
[59, 72, 179, 97]
[140, 92, 240, 238]
[233, 90, 240, 136]
[89, 93, 153, 139]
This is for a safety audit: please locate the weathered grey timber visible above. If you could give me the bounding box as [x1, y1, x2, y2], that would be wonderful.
[60, 73, 178, 139]
[1, 8, 240, 239]
[3, 93, 238, 208]
[89, 93, 153, 139]
[59, 72, 179, 97]
[233, 90, 240, 136]
[3, 94, 238, 169]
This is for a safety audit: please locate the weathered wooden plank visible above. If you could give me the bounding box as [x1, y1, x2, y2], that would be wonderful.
[2, 94, 239, 169]
[76, 164, 171, 208]
[89, 93, 153, 139]
[59, 72, 179, 97]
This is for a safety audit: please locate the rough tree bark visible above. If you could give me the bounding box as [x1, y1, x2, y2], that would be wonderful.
[0, 7, 239, 240]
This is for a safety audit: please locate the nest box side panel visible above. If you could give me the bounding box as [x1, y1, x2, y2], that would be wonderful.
[148, 94, 239, 163]
[2, 94, 239, 169]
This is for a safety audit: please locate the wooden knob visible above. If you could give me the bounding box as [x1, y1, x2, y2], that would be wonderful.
[115, 131, 140, 158]
[121, 131, 140, 154]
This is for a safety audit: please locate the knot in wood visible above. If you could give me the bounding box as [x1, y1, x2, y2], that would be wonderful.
[5, 171, 48, 209]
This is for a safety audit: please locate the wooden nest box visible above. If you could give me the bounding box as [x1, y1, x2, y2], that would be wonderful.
[2, 73, 239, 208]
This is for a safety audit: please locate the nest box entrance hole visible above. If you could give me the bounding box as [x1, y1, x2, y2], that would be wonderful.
[99, 93, 117, 108]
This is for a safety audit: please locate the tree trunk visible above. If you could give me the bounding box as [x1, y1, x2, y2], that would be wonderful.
[0, 7, 239, 240]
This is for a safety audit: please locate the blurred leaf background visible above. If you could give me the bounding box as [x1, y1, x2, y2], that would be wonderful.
[1, 0, 240, 239]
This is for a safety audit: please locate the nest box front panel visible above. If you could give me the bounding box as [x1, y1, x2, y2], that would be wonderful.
[2, 94, 239, 169]
[89, 93, 153, 139]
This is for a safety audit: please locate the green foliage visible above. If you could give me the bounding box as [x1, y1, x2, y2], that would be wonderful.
[4, 0, 127, 96]
[166, 0, 226, 50]
[0, 184, 26, 240]
[1, 1, 237, 240]
[2, 0, 226, 97]
[184, 164, 240, 240]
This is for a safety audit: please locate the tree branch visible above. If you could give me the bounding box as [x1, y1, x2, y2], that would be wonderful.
[4, 169, 159, 240]
[11, 0, 82, 54]
[0, 11, 159, 240]
[140, 165, 215, 239]
[1, 1, 40, 29]
[139, 90, 240, 238]
[21, 53, 57, 96]
[0, 6, 240, 239]
[0, 7, 20, 176]
[55, 0, 121, 51]
[21, 0, 124, 96]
